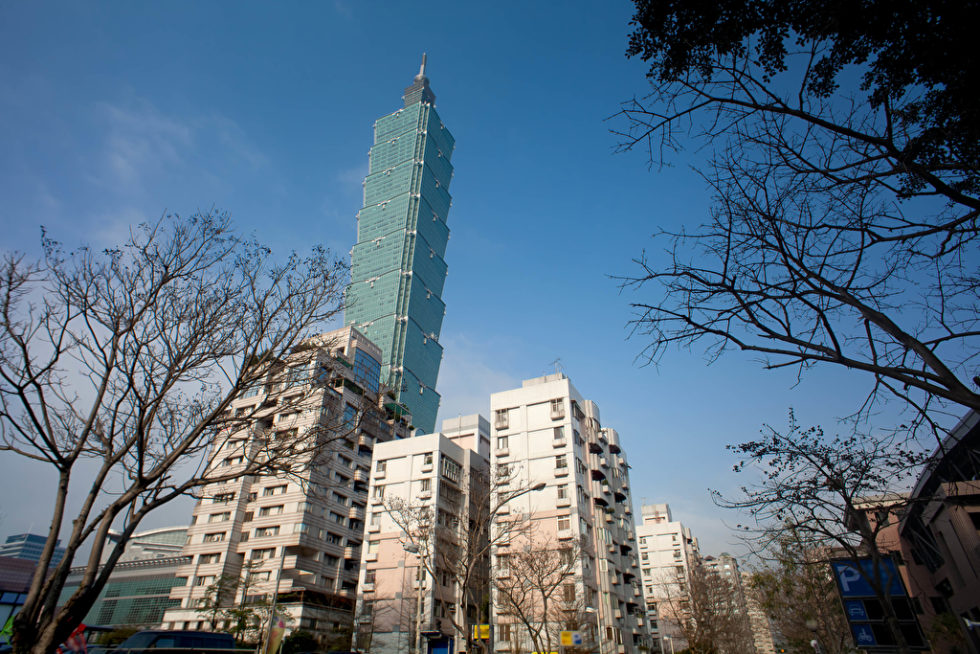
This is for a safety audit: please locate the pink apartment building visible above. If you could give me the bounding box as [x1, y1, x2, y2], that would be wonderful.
[354, 414, 491, 654]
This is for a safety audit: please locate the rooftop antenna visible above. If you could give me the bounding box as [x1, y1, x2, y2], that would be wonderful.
[549, 358, 563, 376]
[417, 53, 428, 80]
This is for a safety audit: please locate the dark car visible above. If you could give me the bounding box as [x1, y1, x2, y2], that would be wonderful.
[112, 630, 236, 653]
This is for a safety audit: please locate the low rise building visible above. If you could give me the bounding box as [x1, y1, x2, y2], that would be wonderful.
[634, 503, 700, 653]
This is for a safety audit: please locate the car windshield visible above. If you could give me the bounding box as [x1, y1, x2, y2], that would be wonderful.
[117, 633, 157, 648]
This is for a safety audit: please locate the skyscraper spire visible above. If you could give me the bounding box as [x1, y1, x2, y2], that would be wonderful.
[403, 53, 435, 106]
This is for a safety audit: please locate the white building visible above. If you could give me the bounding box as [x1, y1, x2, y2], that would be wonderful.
[489, 374, 650, 654]
[634, 503, 700, 653]
[354, 414, 491, 654]
[161, 326, 411, 646]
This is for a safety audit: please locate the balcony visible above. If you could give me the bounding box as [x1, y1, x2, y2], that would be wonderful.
[354, 469, 370, 484]
[348, 505, 365, 521]
[361, 582, 375, 592]
[591, 468, 606, 481]
[343, 546, 361, 560]
[557, 496, 571, 508]
[495, 447, 509, 458]
[552, 438, 566, 448]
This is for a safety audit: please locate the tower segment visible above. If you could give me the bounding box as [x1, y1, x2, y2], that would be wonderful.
[345, 55, 454, 434]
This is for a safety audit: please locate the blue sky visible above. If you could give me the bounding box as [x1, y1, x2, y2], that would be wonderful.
[0, 1, 898, 555]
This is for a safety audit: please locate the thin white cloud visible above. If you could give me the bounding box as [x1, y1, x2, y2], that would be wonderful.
[94, 99, 193, 190]
[435, 333, 521, 425]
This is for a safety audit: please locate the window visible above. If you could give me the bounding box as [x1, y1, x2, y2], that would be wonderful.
[276, 428, 298, 441]
[203, 532, 225, 543]
[213, 492, 235, 504]
[251, 548, 276, 560]
[554, 426, 565, 440]
[420, 478, 432, 492]
[498, 555, 510, 574]
[551, 398, 565, 419]
[255, 526, 280, 538]
[208, 512, 230, 523]
[563, 583, 576, 602]
[198, 553, 221, 564]
[241, 385, 262, 399]
[331, 512, 346, 524]
[222, 456, 243, 467]
[370, 513, 381, 527]
[497, 463, 509, 478]
[332, 492, 348, 505]
[376, 460, 387, 473]
[423, 452, 434, 466]
[497, 436, 508, 450]
[373, 485, 385, 498]
[367, 540, 380, 554]
[499, 624, 511, 641]
[557, 515, 571, 531]
[263, 485, 287, 496]
[494, 408, 509, 429]
[259, 505, 284, 517]
[364, 569, 376, 584]
[195, 575, 215, 587]
[441, 457, 461, 483]
[326, 532, 342, 545]
[557, 484, 568, 499]
[556, 455, 568, 470]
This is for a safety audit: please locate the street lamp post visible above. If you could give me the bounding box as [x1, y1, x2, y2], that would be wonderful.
[805, 619, 824, 653]
[585, 607, 602, 654]
[662, 635, 674, 654]
[402, 543, 420, 654]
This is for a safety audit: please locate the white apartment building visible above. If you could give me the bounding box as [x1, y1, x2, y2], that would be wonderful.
[161, 326, 411, 645]
[634, 503, 700, 654]
[354, 414, 491, 654]
[489, 374, 650, 654]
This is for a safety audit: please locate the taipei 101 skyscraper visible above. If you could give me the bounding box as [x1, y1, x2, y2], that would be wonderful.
[344, 56, 454, 434]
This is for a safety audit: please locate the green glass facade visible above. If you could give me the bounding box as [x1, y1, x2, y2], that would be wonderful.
[345, 59, 454, 434]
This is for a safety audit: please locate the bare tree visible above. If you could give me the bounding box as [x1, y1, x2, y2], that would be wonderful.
[493, 536, 584, 654]
[0, 212, 348, 653]
[616, 2, 980, 436]
[195, 573, 238, 632]
[383, 468, 537, 654]
[715, 414, 929, 653]
[747, 530, 852, 654]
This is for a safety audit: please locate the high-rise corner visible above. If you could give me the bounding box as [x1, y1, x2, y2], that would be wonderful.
[345, 55, 455, 435]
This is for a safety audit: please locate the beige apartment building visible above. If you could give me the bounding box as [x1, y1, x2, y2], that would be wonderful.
[160, 326, 412, 645]
[354, 414, 491, 654]
[634, 503, 699, 654]
[489, 374, 650, 654]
